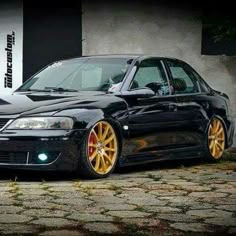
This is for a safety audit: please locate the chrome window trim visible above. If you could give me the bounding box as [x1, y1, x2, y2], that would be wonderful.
[160, 60, 171, 95]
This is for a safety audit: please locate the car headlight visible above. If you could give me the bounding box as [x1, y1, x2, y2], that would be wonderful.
[6, 117, 74, 130]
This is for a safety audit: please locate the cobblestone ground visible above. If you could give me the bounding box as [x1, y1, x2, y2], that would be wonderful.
[0, 150, 235, 236]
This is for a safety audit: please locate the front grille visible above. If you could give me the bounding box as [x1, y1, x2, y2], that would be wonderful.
[0, 152, 27, 164]
[0, 119, 10, 129]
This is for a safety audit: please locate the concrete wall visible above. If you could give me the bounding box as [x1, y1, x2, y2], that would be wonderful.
[82, 1, 236, 146]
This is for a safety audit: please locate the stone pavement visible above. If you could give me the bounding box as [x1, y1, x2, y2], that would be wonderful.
[0, 150, 235, 235]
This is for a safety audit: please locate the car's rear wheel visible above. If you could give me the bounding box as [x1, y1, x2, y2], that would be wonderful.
[206, 117, 226, 161]
[77, 120, 119, 178]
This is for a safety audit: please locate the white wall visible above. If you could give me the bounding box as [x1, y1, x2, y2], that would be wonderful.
[0, 0, 23, 95]
[82, 1, 236, 146]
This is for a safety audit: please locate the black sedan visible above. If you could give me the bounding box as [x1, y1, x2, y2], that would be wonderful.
[0, 55, 234, 178]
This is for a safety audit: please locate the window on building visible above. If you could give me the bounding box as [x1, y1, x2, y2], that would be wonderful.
[201, 10, 236, 56]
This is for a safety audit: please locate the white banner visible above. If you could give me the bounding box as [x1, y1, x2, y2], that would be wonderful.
[0, 1, 23, 95]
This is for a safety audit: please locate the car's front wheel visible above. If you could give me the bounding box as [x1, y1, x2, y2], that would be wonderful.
[77, 120, 119, 178]
[206, 117, 226, 161]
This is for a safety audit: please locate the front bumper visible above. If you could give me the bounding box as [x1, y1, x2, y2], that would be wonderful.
[0, 129, 86, 171]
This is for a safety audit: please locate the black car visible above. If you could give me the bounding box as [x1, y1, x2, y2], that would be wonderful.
[0, 55, 234, 178]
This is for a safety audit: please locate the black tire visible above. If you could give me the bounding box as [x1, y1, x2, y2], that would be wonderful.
[76, 120, 119, 179]
[204, 117, 226, 162]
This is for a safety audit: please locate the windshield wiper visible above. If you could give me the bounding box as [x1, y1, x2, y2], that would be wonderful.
[44, 87, 78, 92]
[17, 89, 48, 92]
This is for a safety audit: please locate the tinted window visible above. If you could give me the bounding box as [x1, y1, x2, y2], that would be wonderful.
[130, 59, 170, 96]
[19, 58, 132, 92]
[167, 60, 200, 94]
[191, 70, 210, 93]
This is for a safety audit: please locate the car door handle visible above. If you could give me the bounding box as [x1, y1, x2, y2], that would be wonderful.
[169, 104, 177, 112]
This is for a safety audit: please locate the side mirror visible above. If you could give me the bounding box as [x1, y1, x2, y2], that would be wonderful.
[121, 88, 155, 98]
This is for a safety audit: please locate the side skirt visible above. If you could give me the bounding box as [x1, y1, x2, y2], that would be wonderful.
[119, 145, 204, 167]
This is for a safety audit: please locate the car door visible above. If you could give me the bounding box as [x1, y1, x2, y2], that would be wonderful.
[164, 59, 209, 148]
[122, 58, 180, 161]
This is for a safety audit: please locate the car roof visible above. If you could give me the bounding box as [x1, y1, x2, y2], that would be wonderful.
[61, 54, 180, 62]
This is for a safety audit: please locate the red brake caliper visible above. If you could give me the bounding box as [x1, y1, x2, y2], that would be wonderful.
[88, 132, 95, 156]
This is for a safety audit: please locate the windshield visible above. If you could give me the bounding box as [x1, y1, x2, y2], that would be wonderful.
[18, 57, 133, 92]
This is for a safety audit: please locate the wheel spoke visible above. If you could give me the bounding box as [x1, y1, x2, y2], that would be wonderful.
[217, 128, 223, 136]
[104, 147, 116, 152]
[100, 155, 107, 172]
[94, 155, 101, 171]
[91, 130, 99, 142]
[209, 124, 213, 131]
[89, 151, 97, 162]
[217, 138, 224, 142]
[212, 144, 216, 156]
[89, 143, 97, 148]
[104, 134, 115, 145]
[98, 122, 103, 139]
[216, 142, 223, 151]
[102, 125, 110, 141]
[209, 141, 214, 150]
[212, 120, 216, 131]
[103, 152, 113, 165]
[209, 135, 215, 140]
[215, 121, 220, 132]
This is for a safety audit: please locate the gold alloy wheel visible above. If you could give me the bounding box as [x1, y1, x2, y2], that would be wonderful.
[87, 121, 118, 175]
[208, 118, 225, 159]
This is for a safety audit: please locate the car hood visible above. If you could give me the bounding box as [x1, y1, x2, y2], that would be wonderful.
[0, 91, 126, 117]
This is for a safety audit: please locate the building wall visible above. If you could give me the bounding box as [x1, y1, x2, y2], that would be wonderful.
[23, 1, 82, 81]
[82, 1, 236, 146]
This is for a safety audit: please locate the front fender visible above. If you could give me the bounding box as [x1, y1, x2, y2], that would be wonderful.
[55, 108, 105, 129]
[56, 105, 129, 131]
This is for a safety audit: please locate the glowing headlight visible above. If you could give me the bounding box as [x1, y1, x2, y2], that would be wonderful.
[6, 117, 74, 130]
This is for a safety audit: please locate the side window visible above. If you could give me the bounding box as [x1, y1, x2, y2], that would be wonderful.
[191, 70, 210, 93]
[167, 60, 200, 94]
[130, 59, 170, 96]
